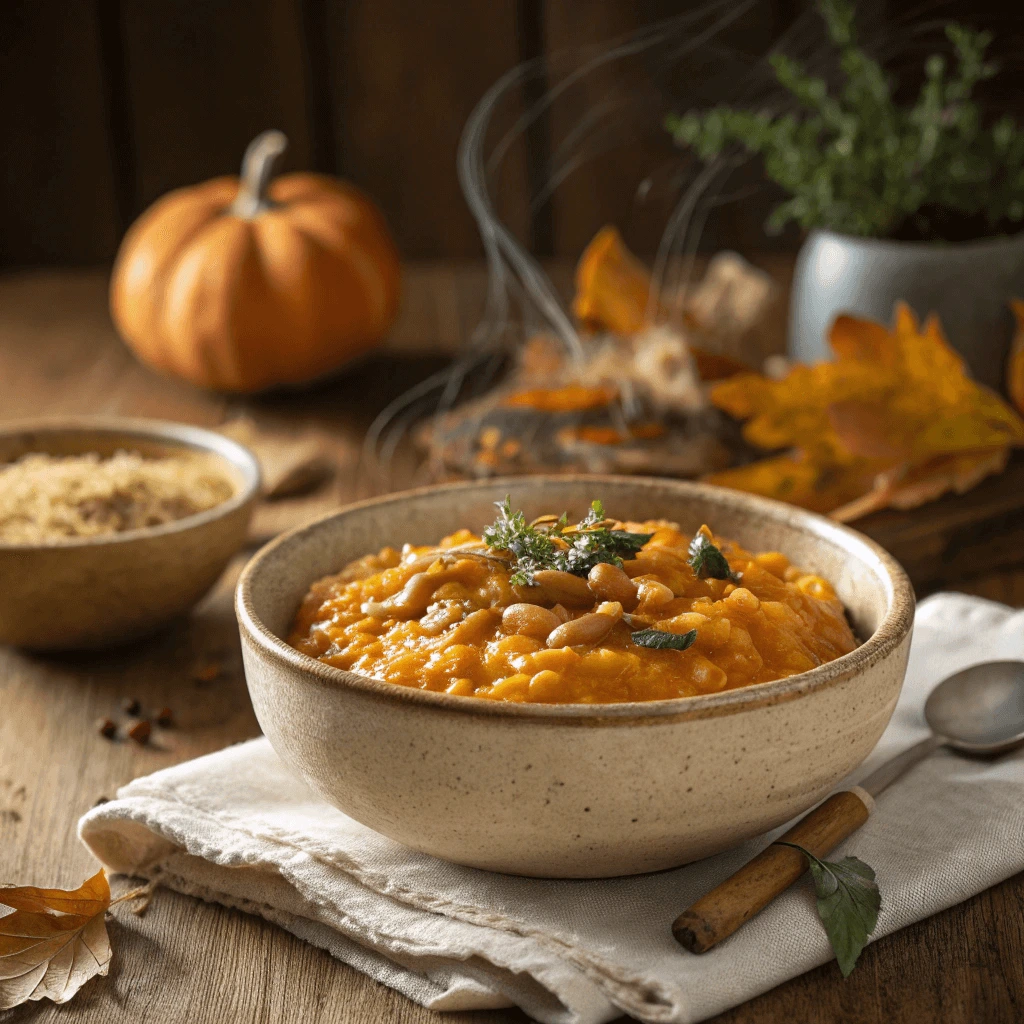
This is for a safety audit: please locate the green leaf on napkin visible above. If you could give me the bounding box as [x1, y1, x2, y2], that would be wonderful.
[775, 842, 881, 977]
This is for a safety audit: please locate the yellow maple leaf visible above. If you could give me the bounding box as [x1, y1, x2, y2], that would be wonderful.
[1009, 300, 1024, 417]
[829, 448, 1011, 522]
[828, 306, 1024, 460]
[705, 450, 881, 515]
[707, 304, 1024, 518]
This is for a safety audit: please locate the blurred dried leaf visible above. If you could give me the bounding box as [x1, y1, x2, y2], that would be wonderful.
[503, 384, 618, 412]
[704, 450, 879, 515]
[830, 448, 1011, 523]
[0, 870, 111, 1009]
[573, 225, 656, 336]
[707, 304, 1024, 518]
[1009, 300, 1024, 417]
[828, 307, 1023, 461]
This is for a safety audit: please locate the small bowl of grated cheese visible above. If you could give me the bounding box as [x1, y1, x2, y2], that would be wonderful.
[0, 418, 260, 650]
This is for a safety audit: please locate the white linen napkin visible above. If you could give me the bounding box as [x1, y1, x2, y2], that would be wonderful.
[79, 594, 1024, 1024]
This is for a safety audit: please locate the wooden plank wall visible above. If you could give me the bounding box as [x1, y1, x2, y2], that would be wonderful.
[0, 0, 1017, 269]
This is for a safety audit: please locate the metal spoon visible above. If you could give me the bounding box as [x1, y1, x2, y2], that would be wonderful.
[674, 660, 1024, 953]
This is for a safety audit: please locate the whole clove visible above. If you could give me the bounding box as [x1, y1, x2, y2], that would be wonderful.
[96, 717, 117, 740]
[127, 719, 151, 745]
[192, 660, 223, 684]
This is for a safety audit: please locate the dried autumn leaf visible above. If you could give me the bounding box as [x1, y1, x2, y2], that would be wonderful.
[503, 383, 618, 413]
[705, 450, 881, 514]
[707, 304, 1024, 518]
[1009, 300, 1024, 417]
[573, 225, 657, 336]
[0, 869, 112, 1009]
[830, 448, 1011, 523]
[827, 308, 1024, 461]
[711, 362, 857, 458]
[827, 314, 892, 364]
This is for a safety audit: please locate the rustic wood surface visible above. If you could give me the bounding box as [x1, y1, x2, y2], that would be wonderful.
[7, 0, 1018, 269]
[1, 266, 1023, 1024]
[0, 0, 801, 266]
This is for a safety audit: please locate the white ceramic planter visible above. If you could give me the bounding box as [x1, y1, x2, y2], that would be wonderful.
[788, 228, 1024, 389]
[236, 476, 914, 878]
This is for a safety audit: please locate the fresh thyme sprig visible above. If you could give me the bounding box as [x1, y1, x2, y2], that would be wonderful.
[483, 497, 653, 586]
[482, 498, 565, 586]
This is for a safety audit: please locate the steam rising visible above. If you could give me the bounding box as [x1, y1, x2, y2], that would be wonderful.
[362, 0, 960, 489]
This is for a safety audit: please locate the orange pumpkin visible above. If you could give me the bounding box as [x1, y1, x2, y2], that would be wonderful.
[110, 130, 401, 393]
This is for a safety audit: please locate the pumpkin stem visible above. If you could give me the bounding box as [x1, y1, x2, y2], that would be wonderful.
[231, 130, 288, 219]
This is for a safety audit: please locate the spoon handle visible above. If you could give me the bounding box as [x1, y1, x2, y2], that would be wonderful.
[858, 734, 943, 797]
[673, 787, 874, 953]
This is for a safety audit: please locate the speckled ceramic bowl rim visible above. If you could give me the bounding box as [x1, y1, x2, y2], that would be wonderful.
[0, 416, 261, 551]
[237, 476, 915, 725]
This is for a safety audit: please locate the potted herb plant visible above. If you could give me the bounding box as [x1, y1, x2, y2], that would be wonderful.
[667, 0, 1024, 390]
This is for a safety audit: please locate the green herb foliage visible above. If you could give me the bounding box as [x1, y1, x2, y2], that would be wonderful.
[666, 0, 1024, 239]
[776, 842, 881, 977]
[482, 498, 564, 587]
[688, 532, 739, 582]
[558, 503, 652, 577]
[483, 498, 652, 586]
[630, 628, 698, 651]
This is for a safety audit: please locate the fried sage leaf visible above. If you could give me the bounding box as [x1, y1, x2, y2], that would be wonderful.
[557, 525, 653, 577]
[630, 627, 698, 651]
[776, 842, 881, 977]
[0, 870, 112, 1009]
[688, 526, 740, 581]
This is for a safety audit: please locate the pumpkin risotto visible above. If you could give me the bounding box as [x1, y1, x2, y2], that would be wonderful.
[0, 450, 235, 544]
[288, 499, 858, 704]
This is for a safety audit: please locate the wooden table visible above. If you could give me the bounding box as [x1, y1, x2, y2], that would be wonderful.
[2, 268, 1022, 1024]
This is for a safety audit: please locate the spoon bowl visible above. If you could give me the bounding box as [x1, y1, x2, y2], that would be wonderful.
[924, 661, 1024, 755]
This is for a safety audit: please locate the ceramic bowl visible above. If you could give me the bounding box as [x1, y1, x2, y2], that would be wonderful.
[237, 476, 914, 878]
[0, 417, 260, 650]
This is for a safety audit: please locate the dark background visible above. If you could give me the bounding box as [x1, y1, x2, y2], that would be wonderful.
[1, 0, 1020, 270]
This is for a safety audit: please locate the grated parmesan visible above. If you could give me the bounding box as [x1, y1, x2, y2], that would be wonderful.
[0, 450, 235, 544]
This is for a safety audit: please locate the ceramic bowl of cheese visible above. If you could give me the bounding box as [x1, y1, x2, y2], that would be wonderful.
[236, 476, 914, 878]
